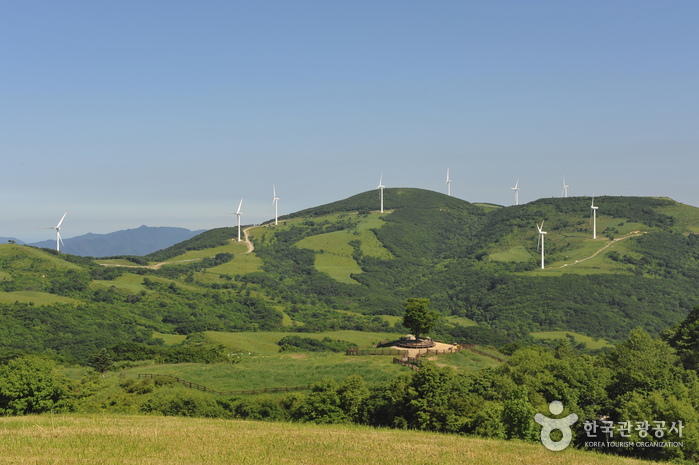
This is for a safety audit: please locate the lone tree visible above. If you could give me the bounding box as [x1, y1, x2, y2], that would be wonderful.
[402, 298, 440, 341]
[87, 348, 113, 375]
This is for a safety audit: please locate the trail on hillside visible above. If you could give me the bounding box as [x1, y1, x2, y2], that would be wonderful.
[552, 231, 646, 269]
[99, 227, 258, 269]
[242, 227, 255, 254]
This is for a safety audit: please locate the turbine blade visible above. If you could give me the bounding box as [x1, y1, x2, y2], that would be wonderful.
[273, 184, 276, 198]
[56, 211, 67, 228]
[237, 198, 243, 214]
[515, 178, 519, 189]
[58, 232, 64, 247]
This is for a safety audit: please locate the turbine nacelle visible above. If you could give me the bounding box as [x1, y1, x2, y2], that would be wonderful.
[38, 211, 67, 252]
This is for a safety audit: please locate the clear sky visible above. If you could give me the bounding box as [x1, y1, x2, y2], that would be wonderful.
[2, 1, 698, 242]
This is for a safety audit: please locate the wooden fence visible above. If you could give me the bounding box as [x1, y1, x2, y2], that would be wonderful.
[346, 348, 406, 356]
[128, 373, 313, 396]
[392, 357, 420, 371]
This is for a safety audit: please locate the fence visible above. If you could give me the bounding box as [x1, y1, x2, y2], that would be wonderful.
[126, 373, 313, 396]
[346, 348, 406, 356]
[392, 357, 420, 372]
[410, 346, 462, 357]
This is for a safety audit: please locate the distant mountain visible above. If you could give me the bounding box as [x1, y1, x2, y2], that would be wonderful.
[28, 225, 206, 257]
[0, 237, 25, 245]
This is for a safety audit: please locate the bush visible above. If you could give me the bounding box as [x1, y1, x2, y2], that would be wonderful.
[0, 356, 68, 415]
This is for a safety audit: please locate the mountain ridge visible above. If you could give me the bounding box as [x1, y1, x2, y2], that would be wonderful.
[28, 225, 206, 257]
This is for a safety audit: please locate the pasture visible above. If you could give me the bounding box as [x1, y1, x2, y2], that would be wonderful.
[0, 414, 654, 465]
[531, 331, 612, 350]
[0, 290, 80, 305]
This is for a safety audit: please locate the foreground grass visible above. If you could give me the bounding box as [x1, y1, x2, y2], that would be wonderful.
[0, 414, 652, 465]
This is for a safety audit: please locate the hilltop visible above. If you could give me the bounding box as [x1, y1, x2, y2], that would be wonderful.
[1, 188, 699, 362]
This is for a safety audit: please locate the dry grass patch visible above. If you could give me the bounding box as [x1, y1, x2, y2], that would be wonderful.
[0, 415, 653, 465]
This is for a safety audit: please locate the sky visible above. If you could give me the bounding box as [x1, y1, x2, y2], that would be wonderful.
[2, 1, 698, 242]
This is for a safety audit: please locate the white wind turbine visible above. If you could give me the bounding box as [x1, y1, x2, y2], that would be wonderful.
[562, 176, 569, 198]
[377, 173, 385, 213]
[39, 211, 67, 252]
[229, 198, 243, 242]
[272, 184, 279, 226]
[445, 168, 452, 196]
[511, 178, 520, 205]
[536, 220, 547, 270]
[591, 195, 599, 239]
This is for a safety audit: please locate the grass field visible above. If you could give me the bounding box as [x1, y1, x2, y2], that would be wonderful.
[444, 315, 479, 327]
[153, 332, 187, 345]
[523, 233, 642, 277]
[0, 414, 653, 465]
[204, 330, 395, 354]
[657, 202, 699, 234]
[531, 331, 612, 350]
[208, 252, 263, 275]
[473, 203, 502, 212]
[489, 246, 531, 262]
[91, 273, 151, 293]
[92, 258, 140, 266]
[0, 243, 82, 270]
[294, 213, 392, 284]
[123, 353, 410, 391]
[0, 290, 80, 305]
[161, 241, 249, 263]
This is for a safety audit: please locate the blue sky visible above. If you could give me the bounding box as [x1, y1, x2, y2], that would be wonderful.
[2, 1, 698, 242]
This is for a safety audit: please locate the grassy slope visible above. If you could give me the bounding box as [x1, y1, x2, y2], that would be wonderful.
[0, 414, 653, 465]
[204, 330, 396, 353]
[294, 213, 392, 284]
[0, 290, 80, 305]
[530, 331, 612, 350]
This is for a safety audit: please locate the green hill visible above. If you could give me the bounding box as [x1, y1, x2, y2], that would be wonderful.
[1, 189, 699, 362]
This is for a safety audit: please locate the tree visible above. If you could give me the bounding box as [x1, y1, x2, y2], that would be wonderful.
[0, 356, 67, 415]
[87, 348, 113, 374]
[402, 298, 440, 340]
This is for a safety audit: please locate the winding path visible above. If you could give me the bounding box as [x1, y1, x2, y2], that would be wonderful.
[551, 231, 646, 269]
[99, 226, 258, 269]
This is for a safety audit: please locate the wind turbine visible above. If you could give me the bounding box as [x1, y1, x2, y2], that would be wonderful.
[272, 184, 279, 226]
[511, 178, 520, 205]
[562, 176, 569, 198]
[590, 195, 598, 239]
[445, 168, 452, 196]
[230, 198, 243, 242]
[39, 211, 67, 252]
[377, 173, 385, 213]
[536, 220, 547, 270]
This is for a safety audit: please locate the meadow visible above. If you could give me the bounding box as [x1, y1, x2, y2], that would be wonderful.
[0, 290, 80, 305]
[530, 331, 612, 350]
[0, 414, 654, 465]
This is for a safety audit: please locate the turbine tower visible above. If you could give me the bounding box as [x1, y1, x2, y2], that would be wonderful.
[445, 168, 452, 196]
[511, 178, 520, 205]
[230, 198, 243, 242]
[377, 173, 385, 213]
[590, 195, 598, 239]
[272, 184, 279, 226]
[536, 220, 547, 270]
[39, 211, 67, 252]
[562, 176, 569, 198]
